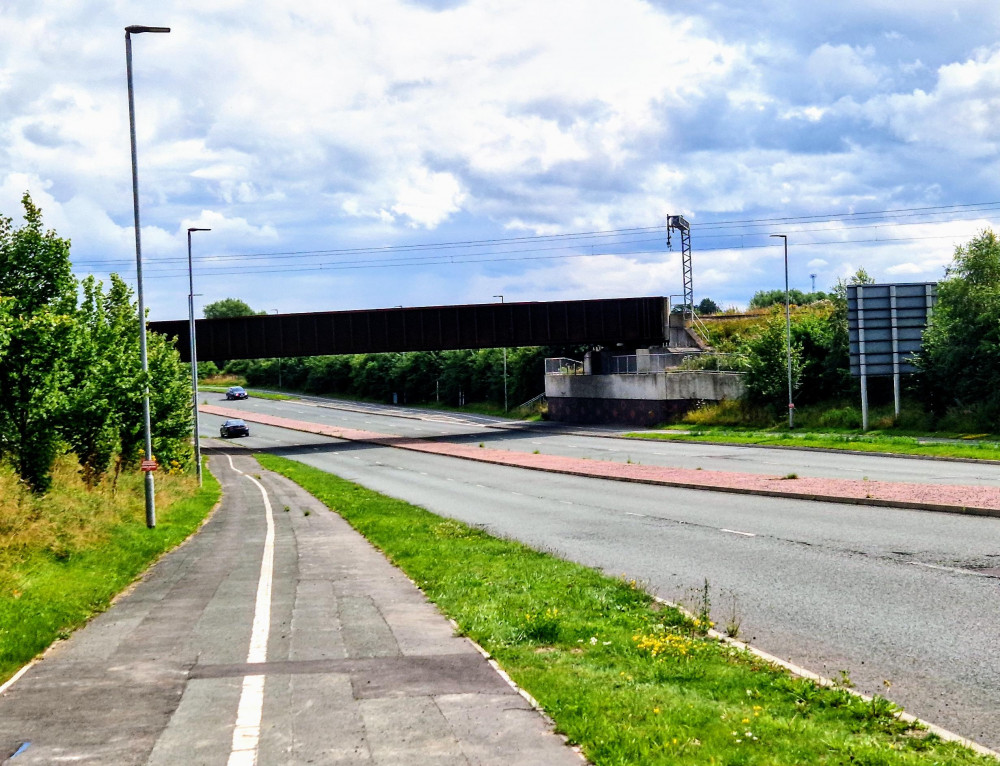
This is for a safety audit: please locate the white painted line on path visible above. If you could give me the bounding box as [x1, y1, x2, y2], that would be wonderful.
[625, 512, 647, 518]
[720, 528, 756, 537]
[227, 460, 276, 766]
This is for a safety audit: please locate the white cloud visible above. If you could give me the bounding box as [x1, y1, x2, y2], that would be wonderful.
[807, 44, 884, 96]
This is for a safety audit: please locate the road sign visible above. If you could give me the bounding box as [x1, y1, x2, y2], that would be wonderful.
[847, 282, 936, 378]
[846, 282, 937, 429]
[140, 459, 159, 472]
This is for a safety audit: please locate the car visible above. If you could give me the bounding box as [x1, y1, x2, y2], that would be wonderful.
[226, 386, 249, 400]
[219, 419, 250, 438]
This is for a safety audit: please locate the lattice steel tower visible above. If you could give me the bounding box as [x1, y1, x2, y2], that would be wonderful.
[667, 215, 692, 319]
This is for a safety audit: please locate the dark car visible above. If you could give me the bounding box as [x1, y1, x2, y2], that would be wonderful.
[219, 419, 250, 438]
[226, 386, 249, 400]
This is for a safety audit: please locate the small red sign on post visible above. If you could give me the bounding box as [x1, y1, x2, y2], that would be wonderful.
[140, 459, 159, 473]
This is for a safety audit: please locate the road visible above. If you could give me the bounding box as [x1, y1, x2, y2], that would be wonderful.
[202, 394, 1000, 750]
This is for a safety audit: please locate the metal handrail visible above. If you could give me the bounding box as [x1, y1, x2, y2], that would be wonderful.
[544, 357, 584, 375]
[688, 310, 712, 347]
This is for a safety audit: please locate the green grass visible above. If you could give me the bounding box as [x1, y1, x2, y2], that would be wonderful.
[0, 462, 221, 684]
[199, 384, 294, 401]
[625, 427, 1000, 461]
[256, 453, 994, 765]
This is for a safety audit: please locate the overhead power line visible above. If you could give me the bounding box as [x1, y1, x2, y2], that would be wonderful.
[69, 200, 1000, 278]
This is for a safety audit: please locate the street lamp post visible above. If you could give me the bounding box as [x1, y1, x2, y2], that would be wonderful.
[270, 310, 282, 389]
[126, 24, 170, 527]
[493, 295, 508, 412]
[770, 234, 794, 428]
[187, 227, 210, 486]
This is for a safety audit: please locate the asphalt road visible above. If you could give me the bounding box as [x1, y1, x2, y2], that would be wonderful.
[202, 395, 1000, 751]
[209, 393, 1000, 487]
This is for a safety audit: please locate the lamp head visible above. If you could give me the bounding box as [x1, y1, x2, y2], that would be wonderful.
[126, 26, 171, 34]
[187, 227, 211, 233]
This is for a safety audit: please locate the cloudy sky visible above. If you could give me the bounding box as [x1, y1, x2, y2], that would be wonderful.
[3, 1, 1000, 320]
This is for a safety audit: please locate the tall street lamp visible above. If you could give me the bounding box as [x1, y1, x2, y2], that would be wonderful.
[770, 234, 794, 428]
[126, 24, 170, 527]
[493, 295, 508, 412]
[270, 309, 282, 389]
[187, 227, 210, 486]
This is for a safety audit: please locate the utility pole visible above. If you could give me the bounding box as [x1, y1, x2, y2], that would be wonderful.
[493, 295, 508, 411]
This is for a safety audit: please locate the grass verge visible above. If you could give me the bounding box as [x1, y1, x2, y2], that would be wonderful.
[199, 384, 294, 401]
[256, 453, 994, 765]
[0, 458, 221, 685]
[626, 428, 1000, 462]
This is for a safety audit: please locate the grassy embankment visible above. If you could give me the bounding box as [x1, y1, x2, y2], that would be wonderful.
[624, 398, 1000, 461]
[0, 458, 220, 684]
[626, 427, 1000, 461]
[257, 453, 995, 766]
[198, 383, 294, 401]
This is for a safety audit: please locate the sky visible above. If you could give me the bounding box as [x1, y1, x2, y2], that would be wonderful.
[3, 1, 1000, 321]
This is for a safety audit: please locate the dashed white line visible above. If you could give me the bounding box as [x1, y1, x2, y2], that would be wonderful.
[625, 512, 647, 518]
[720, 528, 756, 537]
[911, 562, 992, 577]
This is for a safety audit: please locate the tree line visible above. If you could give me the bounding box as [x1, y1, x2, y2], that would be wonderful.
[0, 195, 191, 493]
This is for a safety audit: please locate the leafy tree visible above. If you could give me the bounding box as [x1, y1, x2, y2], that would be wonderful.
[917, 230, 1000, 423]
[0, 194, 77, 492]
[61, 276, 123, 485]
[742, 315, 803, 415]
[696, 298, 720, 315]
[203, 297, 259, 319]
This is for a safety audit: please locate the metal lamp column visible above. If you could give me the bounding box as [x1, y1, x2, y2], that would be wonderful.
[125, 24, 170, 527]
[493, 295, 507, 411]
[187, 227, 210, 486]
[770, 234, 794, 428]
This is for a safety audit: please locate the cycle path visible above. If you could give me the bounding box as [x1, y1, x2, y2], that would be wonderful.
[0, 453, 581, 765]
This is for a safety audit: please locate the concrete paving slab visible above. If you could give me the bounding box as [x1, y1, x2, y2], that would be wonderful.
[0, 453, 582, 765]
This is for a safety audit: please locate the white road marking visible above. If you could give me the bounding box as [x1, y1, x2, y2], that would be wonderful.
[911, 562, 993, 578]
[227, 465, 276, 766]
[625, 512, 647, 518]
[720, 528, 756, 537]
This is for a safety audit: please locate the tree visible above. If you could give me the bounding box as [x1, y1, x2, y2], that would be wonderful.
[61, 276, 123, 485]
[203, 298, 259, 319]
[0, 194, 77, 492]
[742, 315, 803, 415]
[917, 230, 1000, 423]
[696, 298, 720, 315]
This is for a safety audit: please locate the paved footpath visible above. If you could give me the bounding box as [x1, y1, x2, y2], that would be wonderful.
[202, 404, 1000, 516]
[0, 454, 582, 765]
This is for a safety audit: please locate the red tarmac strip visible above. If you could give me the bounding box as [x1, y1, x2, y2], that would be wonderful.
[202, 405, 1000, 517]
